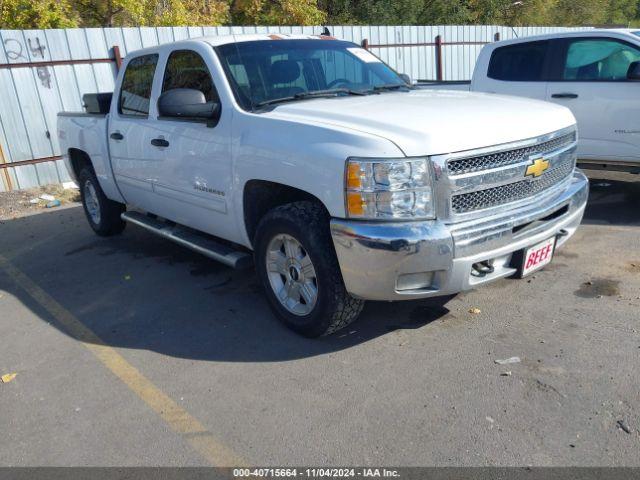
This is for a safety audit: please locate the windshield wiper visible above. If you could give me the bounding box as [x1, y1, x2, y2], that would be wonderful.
[371, 83, 414, 92]
[255, 88, 367, 109]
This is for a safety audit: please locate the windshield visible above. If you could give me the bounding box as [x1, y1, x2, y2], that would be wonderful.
[215, 40, 406, 111]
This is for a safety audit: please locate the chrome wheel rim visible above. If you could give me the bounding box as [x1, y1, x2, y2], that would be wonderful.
[84, 180, 101, 225]
[266, 234, 318, 316]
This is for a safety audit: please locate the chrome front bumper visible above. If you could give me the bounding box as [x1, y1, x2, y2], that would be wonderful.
[330, 170, 589, 301]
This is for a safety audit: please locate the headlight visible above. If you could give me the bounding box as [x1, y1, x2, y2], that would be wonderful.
[345, 157, 435, 220]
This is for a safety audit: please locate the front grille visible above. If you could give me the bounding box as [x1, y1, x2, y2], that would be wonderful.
[447, 131, 576, 176]
[451, 156, 574, 214]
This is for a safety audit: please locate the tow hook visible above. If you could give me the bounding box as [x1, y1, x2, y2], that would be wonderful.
[557, 229, 569, 238]
[471, 260, 495, 278]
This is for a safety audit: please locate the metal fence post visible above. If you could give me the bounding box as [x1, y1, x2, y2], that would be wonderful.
[361, 39, 369, 50]
[112, 45, 122, 71]
[494, 32, 501, 42]
[435, 35, 443, 81]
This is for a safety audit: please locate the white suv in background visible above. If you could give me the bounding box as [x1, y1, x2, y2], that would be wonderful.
[424, 30, 640, 173]
[474, 29, 640, 173]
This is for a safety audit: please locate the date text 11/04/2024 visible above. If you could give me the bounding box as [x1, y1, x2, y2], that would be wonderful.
[232, 468, 400, 478]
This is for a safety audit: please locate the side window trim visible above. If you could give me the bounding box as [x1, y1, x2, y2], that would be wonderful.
[117, 53, 159, 119]
[545, 39, 567, 81]
[158, 48, 221, 126]
[554, 36, 640, 82]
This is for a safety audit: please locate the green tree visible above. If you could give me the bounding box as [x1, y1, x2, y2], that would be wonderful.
[148, 0, 229, 26]
[73, 0, 146, 27]
[603, 0, 637, 25]
[3, 0, 640, 30]
[549, 0, 608, 25]
[0, 0, 78, 28]
[418, 0, 472, 25]
[231, 0, 326, 25]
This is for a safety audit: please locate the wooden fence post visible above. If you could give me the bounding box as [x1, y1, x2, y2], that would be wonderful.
[435, 35, 443, 81]
[0, 144, 13, 192]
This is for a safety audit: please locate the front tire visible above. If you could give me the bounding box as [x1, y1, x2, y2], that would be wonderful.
[254, 201, 364, 337]
[78, 167, 126, 236]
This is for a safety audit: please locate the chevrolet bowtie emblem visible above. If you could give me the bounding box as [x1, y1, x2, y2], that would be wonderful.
[525, 157, 550, 178]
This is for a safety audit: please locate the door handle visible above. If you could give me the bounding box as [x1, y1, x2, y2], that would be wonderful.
[150, 138, 170, 147]
[551, 93, 578, 99]
[110, 132, 124, 140]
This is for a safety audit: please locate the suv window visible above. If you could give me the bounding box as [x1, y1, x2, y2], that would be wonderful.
[562, 38, 640, 81]
[162, 50, 218, 101]
[119, 54, 158, 117]
[488, 41, 549, 81]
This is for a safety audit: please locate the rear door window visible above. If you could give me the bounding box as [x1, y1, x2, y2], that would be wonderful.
[488, 41, 549, 81]
[118, 54, 158, 117]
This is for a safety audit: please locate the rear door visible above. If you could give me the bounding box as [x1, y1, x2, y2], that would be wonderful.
[545, 36, 640, 163]
[143, 47, 235, 239]
[109, 53, 160, 212]
[473, 40, 551, 100]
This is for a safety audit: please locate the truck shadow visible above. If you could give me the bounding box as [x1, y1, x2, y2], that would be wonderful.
[582, 170, 640, 226]
[0, 207, 453, 363]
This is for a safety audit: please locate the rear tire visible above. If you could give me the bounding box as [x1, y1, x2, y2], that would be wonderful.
[254, 201, 364, 337]
[78, 167, 126, 236]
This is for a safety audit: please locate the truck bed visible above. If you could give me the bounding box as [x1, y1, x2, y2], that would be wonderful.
[57, 111, 124, 203]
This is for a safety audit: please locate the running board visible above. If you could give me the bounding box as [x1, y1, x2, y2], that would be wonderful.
[121, 211, 252, 269]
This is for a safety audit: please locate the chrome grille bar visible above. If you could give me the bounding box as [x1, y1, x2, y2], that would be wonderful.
[451, 156, 575, 214]
[447, 131, 576, 176]
[430, 126, 579, 223]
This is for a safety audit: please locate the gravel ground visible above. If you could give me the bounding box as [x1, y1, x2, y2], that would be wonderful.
[0, 184, 80, 221]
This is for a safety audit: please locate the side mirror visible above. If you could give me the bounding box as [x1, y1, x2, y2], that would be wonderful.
[627, 61, 640, 80]
[399, 73, 412, 85]
[158, 88, 220, 120]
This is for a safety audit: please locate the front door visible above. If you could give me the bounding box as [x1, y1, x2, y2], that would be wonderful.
[546, 36, 640, 163]
[143, 47, 235, 240]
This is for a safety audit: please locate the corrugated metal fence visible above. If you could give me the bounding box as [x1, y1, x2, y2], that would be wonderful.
[0, 24, 588, 191]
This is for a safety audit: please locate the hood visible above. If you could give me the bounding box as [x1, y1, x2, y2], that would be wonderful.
[264, 89, 576, 157]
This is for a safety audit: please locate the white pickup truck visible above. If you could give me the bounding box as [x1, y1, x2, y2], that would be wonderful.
[420, 29, 640, 173]
[57, 34, 588, 337]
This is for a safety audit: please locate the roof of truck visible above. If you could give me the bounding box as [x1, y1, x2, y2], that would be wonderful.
[118, 34, 350, 63]
[492, 28, 640, 46]
[200, 33, 342, 47]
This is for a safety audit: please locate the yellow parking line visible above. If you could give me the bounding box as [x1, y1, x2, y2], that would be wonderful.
[0, 254, 246, 467]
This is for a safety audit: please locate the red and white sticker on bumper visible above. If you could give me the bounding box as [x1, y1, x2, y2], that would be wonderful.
[521, 237, 556, 277]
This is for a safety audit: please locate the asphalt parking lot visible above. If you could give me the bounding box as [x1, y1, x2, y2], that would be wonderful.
[0, 170, 638, 467]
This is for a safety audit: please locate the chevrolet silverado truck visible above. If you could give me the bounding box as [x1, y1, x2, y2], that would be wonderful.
[57, 34, 589, 337]
[420, 29, 640, 173]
